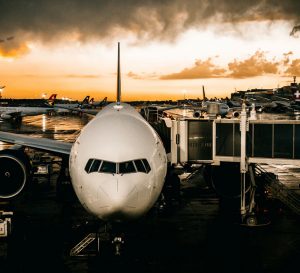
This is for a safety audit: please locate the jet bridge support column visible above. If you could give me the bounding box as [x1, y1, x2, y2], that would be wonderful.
[240, 103, 248, 218]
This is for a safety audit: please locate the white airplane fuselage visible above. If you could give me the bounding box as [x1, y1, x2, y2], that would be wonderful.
[0, 106, 53, 120]
[69, 102, 167, 222]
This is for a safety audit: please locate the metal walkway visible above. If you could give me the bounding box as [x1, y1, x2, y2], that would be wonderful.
[255, 164, 300, 216]
[70, 233, 96, 256]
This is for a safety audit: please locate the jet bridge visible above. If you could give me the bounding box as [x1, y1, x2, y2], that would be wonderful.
[170, 117, 300, 165]
[163, 105, 300, 223]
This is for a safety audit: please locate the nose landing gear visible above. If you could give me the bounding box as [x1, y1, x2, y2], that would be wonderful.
[112, 235, 124, 256]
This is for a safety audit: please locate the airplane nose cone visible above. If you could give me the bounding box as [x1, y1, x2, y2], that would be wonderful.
[96, 178, 139, 220]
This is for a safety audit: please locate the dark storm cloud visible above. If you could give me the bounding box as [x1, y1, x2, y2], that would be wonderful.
[1, 0, 300, 56]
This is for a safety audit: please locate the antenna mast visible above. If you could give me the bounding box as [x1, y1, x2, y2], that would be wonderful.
[117, 42, 121, 105]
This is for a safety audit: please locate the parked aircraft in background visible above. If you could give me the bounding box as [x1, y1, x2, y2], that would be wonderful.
[53, 95, 90, 110]
[88, 96, 108, 108]
[0, 94, 58, 122]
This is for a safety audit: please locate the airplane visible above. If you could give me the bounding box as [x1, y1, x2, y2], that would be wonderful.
[53, 95, 90, 111]
[199, 86, 232, 116]
[0, 94, 59, 122]
[87, 96, 108, 108]
[0, 43, 167, 245]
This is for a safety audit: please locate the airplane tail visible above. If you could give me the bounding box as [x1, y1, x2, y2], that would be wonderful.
[101, 96, 107, 106]
[47, 94, 57, 106]
[202, 86, 206, 101]
[117, 42, 121, 105]
[201, 86, 207, 107]
[82, 95, 90, 105]
[89, 97, 94, 104]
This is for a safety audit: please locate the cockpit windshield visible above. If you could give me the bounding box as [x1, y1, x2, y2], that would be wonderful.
[85, 158, 151, 175]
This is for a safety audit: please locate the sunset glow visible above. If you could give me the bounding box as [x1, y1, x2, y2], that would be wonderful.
[1, 1, 300, 101]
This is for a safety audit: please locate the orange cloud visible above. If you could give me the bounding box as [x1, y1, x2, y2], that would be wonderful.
[0, 42, 30, 58]
[227, 51, 279, 78]
[160, 58, 226, 80]
[284, 59, 300, 76]
[127, 71, 158, 80]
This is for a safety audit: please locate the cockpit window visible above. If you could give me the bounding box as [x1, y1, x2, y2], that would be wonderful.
[142, 159, 151, 173]
[119, 161, 136, 174]
[85, 158, 151, 175]
[90, 159, 101, 173]
[99, 161, 116, 174]
[134, 160, 147, 173]
[85, 159, 94, 173]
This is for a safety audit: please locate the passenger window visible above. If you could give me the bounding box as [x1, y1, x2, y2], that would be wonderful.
[99, 161, 116, 174]
[85, 159, 94, 173]
[134, 160, 146, 173]
[119, 161, 136, 174]
[90, 159, 101, 173]
[142, 159, 151, 173]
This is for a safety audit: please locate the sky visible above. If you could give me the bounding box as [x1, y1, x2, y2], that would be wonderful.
[1, 0, 300, 101]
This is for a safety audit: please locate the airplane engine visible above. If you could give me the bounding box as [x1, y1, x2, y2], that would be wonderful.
[0, 113, 12, 120]
[0, 149, 31, 199]
[231, 111, 240, 118]
[209, 162, 250, 199]
[193, 111, 202, 118]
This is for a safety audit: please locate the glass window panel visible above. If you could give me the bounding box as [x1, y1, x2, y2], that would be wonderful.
[253, 124, 272, 157]
[119, 161, 136, 174]
[216, 123, 234, 156]
[99, 161, 116, 174]
[84, 159, 94, 173]
[134, 160, 146, 173]
[90, 159, 101, 173]
[274, 124, 293, 158]
[142, 159, 151, 173]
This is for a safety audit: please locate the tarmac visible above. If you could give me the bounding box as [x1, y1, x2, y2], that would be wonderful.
[0, 113, 299, 273]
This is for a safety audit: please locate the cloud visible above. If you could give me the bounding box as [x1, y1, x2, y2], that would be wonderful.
[160, 58, 226, 79]
[0, 40, 30, 58]
[20, 74, 100, 79]
[159, 51, 289, 80]
[290, 25, 300, 37]
[64, 74, 100, 79]
[0, 0, 300, 55]
[127, 71, 158, 80]
[227, 51, 279, 78]
[284, 59, 300, 76]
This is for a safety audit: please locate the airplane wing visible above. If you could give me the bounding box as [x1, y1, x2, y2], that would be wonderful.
[0, 131, 72, 155]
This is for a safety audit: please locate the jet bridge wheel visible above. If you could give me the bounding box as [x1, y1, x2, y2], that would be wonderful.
[245, 214, 258, 226]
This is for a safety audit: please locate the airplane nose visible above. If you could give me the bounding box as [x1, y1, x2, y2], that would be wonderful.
[97, 178, 139, 214]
